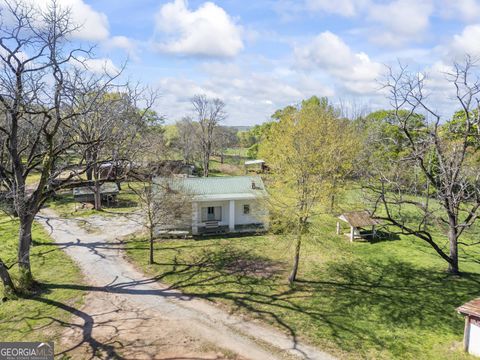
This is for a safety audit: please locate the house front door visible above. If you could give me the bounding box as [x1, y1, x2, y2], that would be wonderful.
[202, 206, 222, 222]
[207, 206, 215, 220]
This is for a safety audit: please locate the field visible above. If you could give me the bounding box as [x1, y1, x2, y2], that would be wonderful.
[0, 214, 84, 344]
[5, 162, 479, 358]
[125, 193, 480, 359]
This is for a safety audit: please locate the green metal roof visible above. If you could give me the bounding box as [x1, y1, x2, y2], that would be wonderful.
[154, 176, 266, 199]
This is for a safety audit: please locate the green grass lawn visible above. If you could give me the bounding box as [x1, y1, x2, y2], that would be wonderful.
[125, 211, 480, 359]
[0, 214, 84, 343]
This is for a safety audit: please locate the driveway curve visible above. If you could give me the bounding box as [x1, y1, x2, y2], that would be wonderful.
[37, 208, 335, 360]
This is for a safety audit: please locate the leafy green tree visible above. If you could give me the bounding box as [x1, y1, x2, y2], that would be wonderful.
[259, 97, 358, 283]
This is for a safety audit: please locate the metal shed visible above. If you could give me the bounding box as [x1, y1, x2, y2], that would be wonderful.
[337, 210, 381, 242]
[73, 183, 119, 204]
[244, 159, 268, 173]
[458, 298, 480, 356]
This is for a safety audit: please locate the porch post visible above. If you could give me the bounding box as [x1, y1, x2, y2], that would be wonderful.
[229, 200, 235, 232]
[192, 201, 199, 235]
[350, 226, 354, 242]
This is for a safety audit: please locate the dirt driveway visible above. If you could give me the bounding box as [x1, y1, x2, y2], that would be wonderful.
[37, 209, 335, 360]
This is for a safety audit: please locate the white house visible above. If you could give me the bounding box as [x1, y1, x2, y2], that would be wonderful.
[458, 298, 480, 357]
[154, 175, 268, 235]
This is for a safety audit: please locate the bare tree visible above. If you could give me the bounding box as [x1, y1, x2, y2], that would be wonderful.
[175, 117, 200, 164]
[191, 94, 226, 176]
[0, 0, 121, 289]
[72, 85, 158, 210]
[213, 126, 238, 164]
[130, 177, 190, 264]
[367, 57, 480, 275]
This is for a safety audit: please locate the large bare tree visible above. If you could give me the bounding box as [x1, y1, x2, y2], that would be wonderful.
[174, 117, 200, 165]
[0, 0, 120, 289]
[191, 94, 226, 177]
[367, 57, 480, 275]
[72, 85, 158, 210]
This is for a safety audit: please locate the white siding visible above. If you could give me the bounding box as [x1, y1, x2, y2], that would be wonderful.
[234, 200, 263, 225]
[469, 322, 480, 356]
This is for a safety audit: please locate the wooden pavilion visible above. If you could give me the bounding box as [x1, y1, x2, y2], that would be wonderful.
[337, 210, 381, 242]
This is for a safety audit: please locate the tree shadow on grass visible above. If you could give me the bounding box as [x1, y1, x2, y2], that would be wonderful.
[14, 242, 480, 359]
[148, 251, 480, 357]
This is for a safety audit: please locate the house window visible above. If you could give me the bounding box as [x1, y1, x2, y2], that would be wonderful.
[243, 204, 250, 214]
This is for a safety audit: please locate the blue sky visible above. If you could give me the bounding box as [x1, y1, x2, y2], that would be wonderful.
[48, 0, 480, 124]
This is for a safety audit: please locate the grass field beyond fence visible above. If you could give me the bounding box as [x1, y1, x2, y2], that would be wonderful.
[126, 212, 480, 360]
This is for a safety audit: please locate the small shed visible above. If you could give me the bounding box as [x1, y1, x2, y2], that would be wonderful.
[338, 210, 381, 242]
[457, 298, 480, 356]
[73, 183, 119, 205]
[245, 159, 268, 173]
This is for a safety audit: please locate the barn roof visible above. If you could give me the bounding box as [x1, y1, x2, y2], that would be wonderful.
[154, 175, 267, 201]
[338, 210, 381, 227]
[457, 298, 480, 317]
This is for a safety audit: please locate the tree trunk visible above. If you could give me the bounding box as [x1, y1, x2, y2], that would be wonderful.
[92, 155, 102, 210]
[18, 215, 34, 288]
[288, 233, 302, 284]
[203, 153, 209, 177]
[85, 149, 93, 181]
[0, 257, 16, 299]
[220, 153, 224, 164]
[86, 164, 93, 181]
[329, 178, 337, 213]
[447, 214, 459, 275]
[94, 181, 102, 210]
[149, 229, 154, 265]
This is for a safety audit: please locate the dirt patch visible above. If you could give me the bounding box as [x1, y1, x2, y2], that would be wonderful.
[57, 291, 245, 360]
[221, 255, 284, 279]
[187, 248, 285, 279]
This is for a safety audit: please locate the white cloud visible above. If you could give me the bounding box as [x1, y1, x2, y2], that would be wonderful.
[295, 31, 383, 94]
[448, 24, 480, 58]
[106, 36, 138, 60]
[305, 0, 369, 17]
[368, 0, 433, 45]
[71, 56, 120, 75]
[423, 61, 454, 92]
[0, 0, 109, 41]
[155, 63, 334, 125]
[61, 0, 109, 41]
[154, 0, 243, 57]
[439, 0, 480, 23]
[22, 0, 109, 41]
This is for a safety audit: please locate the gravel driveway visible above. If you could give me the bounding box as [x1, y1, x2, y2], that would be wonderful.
[37, 208, 335, 360]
